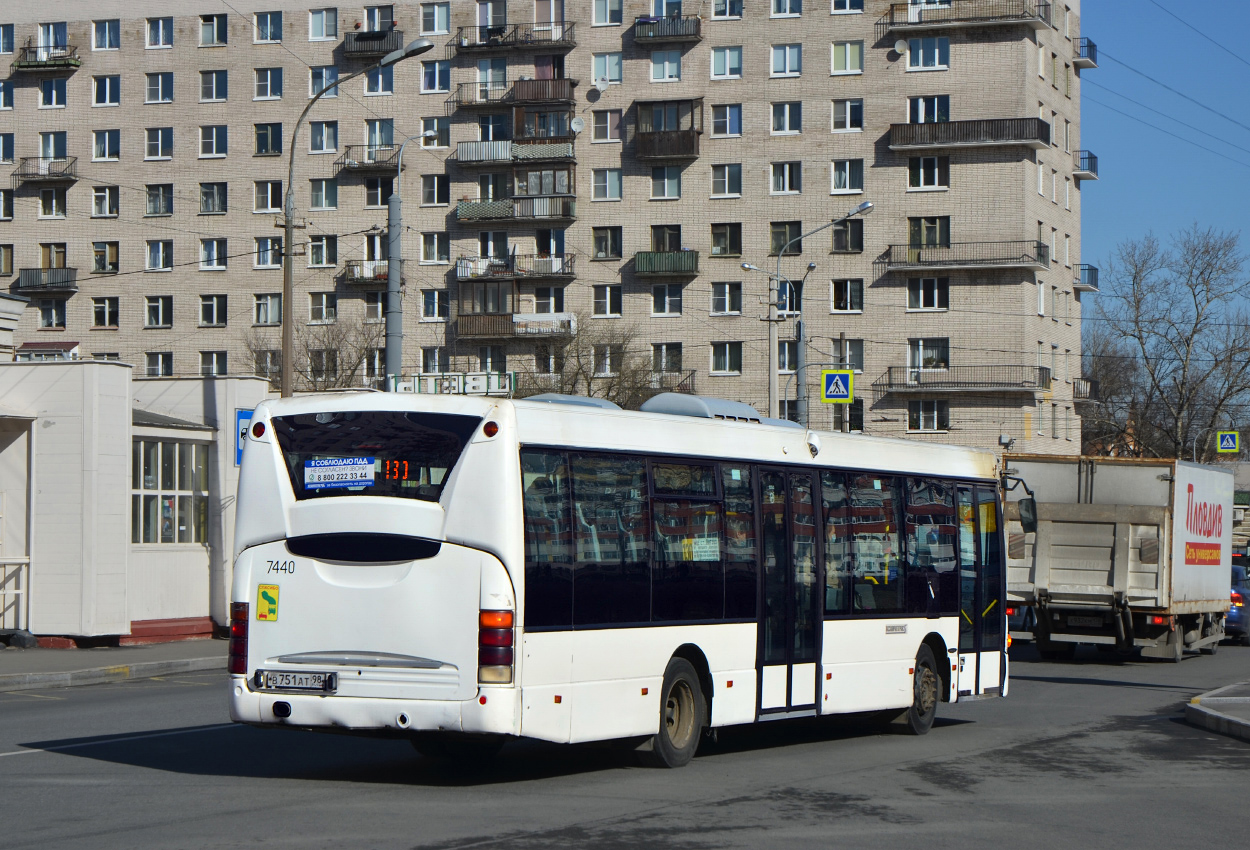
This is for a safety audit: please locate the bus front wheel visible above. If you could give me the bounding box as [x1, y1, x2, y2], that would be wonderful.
[893, 645, 939, 736]
[641, 658, 705, 768]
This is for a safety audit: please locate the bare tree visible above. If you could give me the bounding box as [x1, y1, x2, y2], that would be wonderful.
[1084, 227, 1250, 460]
[245, 314, 385, 392]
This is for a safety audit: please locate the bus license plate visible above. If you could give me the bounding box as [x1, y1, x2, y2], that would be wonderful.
[261, 671, 333, 692]
[1068, 616, 1103, 628]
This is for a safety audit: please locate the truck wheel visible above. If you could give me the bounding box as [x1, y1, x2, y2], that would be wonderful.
[640, 658, 705, 768]
[893, 645, 939, 736]
[1200, 642, 1219, 656]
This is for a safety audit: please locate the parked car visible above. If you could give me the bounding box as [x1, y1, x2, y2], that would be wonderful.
[1229, 560, 1249, 646]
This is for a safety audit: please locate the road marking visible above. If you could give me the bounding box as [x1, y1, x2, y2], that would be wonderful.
[3, 691, 65, 701]
[0, 723, 238, 759]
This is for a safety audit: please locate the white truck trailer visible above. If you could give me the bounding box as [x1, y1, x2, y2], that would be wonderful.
[1004, 455, 1232, 661]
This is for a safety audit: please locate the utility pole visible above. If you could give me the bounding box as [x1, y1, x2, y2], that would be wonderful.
[840, 331, 849, 433]
[385, 191, 403, 389]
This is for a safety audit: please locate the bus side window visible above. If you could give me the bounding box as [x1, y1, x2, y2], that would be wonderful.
[957, 486, 977, 652]
[653, 497, 724, 621]
[821, 471, 851, 615]
[977, 487, 1004, 650]
[904, 478, 958, 616]
[521, 450, 573, 629]
[722, 465, 757, 619]
[570, 454, 651, 626]
[849, 475, 904, 614]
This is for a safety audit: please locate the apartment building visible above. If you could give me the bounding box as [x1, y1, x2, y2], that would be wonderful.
[0, 0, 1097, 453]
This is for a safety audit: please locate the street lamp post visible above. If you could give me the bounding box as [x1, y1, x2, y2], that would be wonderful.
[280, 38, 433, 398]
[385, 130, 437, 391]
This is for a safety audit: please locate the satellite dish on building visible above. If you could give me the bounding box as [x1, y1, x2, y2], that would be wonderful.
[594, 77, 610, 92]
[570, 116, 585, 133]
[894, 39, 909, 55]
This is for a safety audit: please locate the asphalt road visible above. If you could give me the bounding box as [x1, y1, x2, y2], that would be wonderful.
[3, 644, 1249, 850]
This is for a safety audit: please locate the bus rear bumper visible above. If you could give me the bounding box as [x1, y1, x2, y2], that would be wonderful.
[228, 676, 520, 735]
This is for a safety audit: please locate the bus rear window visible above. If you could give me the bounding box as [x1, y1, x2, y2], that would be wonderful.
[272, 411, 481, 502]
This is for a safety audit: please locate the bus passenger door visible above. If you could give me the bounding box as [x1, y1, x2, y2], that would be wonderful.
[957, 486, 1006, 696]
[757, 470, 821, 716]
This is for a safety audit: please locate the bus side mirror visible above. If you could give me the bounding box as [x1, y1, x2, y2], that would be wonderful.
[1018, 497, 1038, 535]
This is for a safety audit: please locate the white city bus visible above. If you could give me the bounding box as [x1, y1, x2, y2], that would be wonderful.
[228, 392, 1007, 767]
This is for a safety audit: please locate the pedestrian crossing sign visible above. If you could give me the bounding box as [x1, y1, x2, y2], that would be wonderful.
[821, 370, 855, 404]
[1217, 431, 1240, 453]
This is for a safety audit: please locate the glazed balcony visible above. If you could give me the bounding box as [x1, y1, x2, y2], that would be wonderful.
[450, 22, 576, 53]
[344, 29, 403, 57]
[342, 259, 401, 286]
[635, 129, 700, 161]
[889, 118, 1049, 151]
[455, 253, 576, 280]
[876, 0, 1050, 38]
[633, 15, 702, 44]
[334, 145, 400, 171]
[1074, 37, 1098, 69]
[1074, 264, 1099, 292]
[14, 267, 78, 295]
[1074, 149, 1099, 180]
[879, 240, 1049, 272]
[11, 42, 81, 72]
[456, 196, 576, 222]
[635, 250, 700, 277]
[12, 156, 77, 183]
[873, 365, 1052, 394]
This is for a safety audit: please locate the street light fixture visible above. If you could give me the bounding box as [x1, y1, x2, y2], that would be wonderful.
[280, 38, 435, 398]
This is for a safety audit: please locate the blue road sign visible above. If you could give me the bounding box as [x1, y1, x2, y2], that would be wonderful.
[236, 409, 254, 466]
[1217, 431, 1240, 453]
[821, 370, 855, 404]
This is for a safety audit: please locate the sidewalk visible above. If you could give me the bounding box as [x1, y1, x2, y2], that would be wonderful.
[0, 637, 226, 693]
[1185, 681, 1250, 743]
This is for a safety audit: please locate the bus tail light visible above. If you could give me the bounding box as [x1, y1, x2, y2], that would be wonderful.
[228, 602, 249, 675]
[1232, 591, 1244, 608]
[478, 609, 514, 685]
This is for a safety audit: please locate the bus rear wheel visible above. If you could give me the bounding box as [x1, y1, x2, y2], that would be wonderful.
[893, 645, 939, 736]
[641, 658, 705, 768]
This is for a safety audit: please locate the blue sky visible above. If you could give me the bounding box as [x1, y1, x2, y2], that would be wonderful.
[1082, 0, 1250, 262]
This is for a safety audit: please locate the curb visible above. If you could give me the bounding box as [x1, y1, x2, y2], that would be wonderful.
[1184, 681, 1250, 744]
[0, 656, 225, 694]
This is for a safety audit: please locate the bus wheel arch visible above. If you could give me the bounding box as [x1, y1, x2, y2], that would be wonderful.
[921, 633, 952, 702]
[671, 643, 714, 724]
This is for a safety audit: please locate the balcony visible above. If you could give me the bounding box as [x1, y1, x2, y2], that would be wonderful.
[872, 365, 1052, 394]
[14, 267, 78, 295]
[11, 42, 82, 72]
[889, 118, 1049, 151]
[455, 140, 577, 166]
[342, 259, 401, 286]
[650, 370, 697, 395]
[1074, 37, 1098, 69]
[635, 250, 700, 277]
[457, 311, 576, 339]
[876, 0, 1051, 38]
[511, 78, 576, 104]
[455, 254, 576, 280]
[633, 15, 702, 44]
[12, 157, 77, 183]
[446, 79, 575, 113]
[635, 129, 701, 161]
[1073, 149, 1098, 180]
[1074, 263, 1099, 292]
[456, 197, 576, 222]
[456, 313, 516, 338]
[344, 29, 403, 58]
[879, 240, 1049, 272]
[334, 145, 400, 171]
[1073, 378, 1100, 402]
[447, 81, 510, 111]
[451, 22, 576, 53]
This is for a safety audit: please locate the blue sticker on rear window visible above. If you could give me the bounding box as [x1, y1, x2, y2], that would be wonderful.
[304, 457, 376, 490]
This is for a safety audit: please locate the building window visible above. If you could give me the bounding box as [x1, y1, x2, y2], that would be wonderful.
[146, 184, 174, 216]
[0, 133, 11, 163]
[592, 110, 622, 142]
[255, 238, 283, 268]
[94, 19, 121, 50]
[39, 243, 67, 271]
[0, 191, 12, 220]
[200, 351, 227, 377]
[193, 239, 225, 271]
[593, 344, 622, 377]
[909, 400, 950, 432]
[651, 166, 681, 200]
[535, 287, 564, 314]
[420, 60, 448, 93]
[146, 241, 173, 271]
[147, 17, 174, 48]
[201, 14, 227, 46]
[832, 98, 863, 131]
[422, 290, 449, 320]
[908, 216, 951, 248]
[909, 338, 949, 372]
[0, 244, 11, 275]
[309, 236, 337, 267]
[422, 117, 450, 147]
[709, 164, 742, 198]
[777, 280, 801, 315]
[93, 130, 121, 161]
[93, 75, 120, 107]
[593, 284, 622, 317]
[254, 294, 282, 326]
[711, 342, 743, 375]
[711, 282, 742, 315]
[588, 168, 620, 201]
[653, 343, 683, 374]
[421, 233, 449, 263]
[307, 120, 338, 154]
[770, 221, 802, 255]
[908, 277, 949, 311]
[831, 278, 863, 313]
[908, 156, 949, 190]
[201, 70, 228, 102]
[772, 102, 802, 134]
[131, 441, 209, 544]
[652, 283, 683, 316]
[37, 78, 66, 109]
[478, 346, 507, 374]
[366, 177, 394, 207]
[416, 3, 447, 34]
[908, 36, 949, 70]
[651, 50, 681, 82]
[310, 179, 338, 210]
[594, 0, 624, 25]
[200, 183, 228, 215]
[93, 241, 120, 274]
[712, 47, 743, 80]
[142, 73, 172, 105]
[593, 227, 623, 260]
[771, 161, 802, 194]
[593, 52, 623, 85]
[364, 291, 383, 323]
[832, 219, 865, 253]
[72, 166, 117, 203]
[146, 127, 173, 160]
[831, 41, 863, 74]
[831, 158, 864, 193]
[39, 187, 66, 219]
[200, 295, 227, 326]
[145, 295, 173, 328]
[309, 292, 337, 323]
[310, 67, 339, 99]
[310, 8, 339, 40]
[421, 347, 448, 374]
[0, 81, 11, 110]
[772, 0, 802, 16]
[652, 224, 682, 252]
[713, 0, 744, 18]
[713, 104, 742, 137]
[93, 297, 120, 328]
[711, 223, 742, 257]
[255, 11, 283, 43]
[38, 299, 66, 329]
[778, 340, 798, 374]
[200, 125, 228, 158]
[255, 68, 284, 100]
[833, 0, 864, 12]
[909, 95, 950, 124]
[420, 174, 448, 206]
[254, 350, 282, 385]
[255, 123, 283, 155]
[144, 352, 174, 378]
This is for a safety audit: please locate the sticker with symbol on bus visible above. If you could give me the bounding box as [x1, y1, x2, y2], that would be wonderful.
[256, 584, 279, 621]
